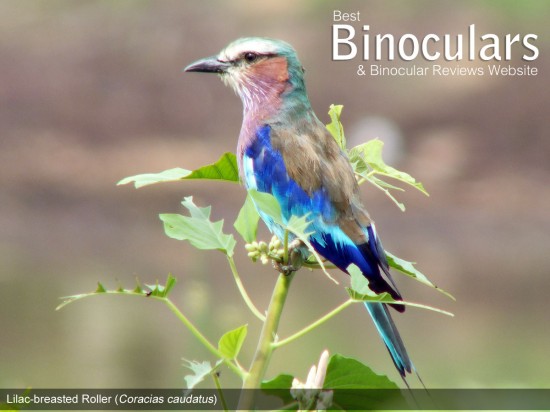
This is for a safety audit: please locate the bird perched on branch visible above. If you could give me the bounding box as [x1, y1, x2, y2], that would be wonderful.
[185, 38, 415, 381]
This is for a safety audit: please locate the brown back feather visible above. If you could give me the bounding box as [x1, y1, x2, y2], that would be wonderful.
[270, 117, 372, 244]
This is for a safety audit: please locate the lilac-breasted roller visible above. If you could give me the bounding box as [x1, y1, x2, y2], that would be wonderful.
[185, 38, 414, 379]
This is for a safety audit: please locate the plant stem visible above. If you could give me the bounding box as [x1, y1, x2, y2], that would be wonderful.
[356, 170, 375, 185]
[272, 298, 354, 349]
[212, 372, 229, 412]
[227, 256, 266, 322]
[237, 272, 295, 410]
[162, 298, 245, 379]
[283, 230, 289, 264]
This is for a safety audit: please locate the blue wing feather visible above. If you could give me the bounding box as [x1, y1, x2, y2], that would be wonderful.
[243, 125, 395, 293]
[243, 124, 412, 377]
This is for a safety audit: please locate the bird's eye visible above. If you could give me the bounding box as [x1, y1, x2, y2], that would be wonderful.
[244, 52, 258, 63]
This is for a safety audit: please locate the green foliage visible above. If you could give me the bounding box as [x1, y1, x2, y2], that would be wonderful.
[95, 282, 106, 293]
[182, 359, 220, 390]
[56, 274, 176, 310]
[118, 152, 239, 188]
[248, 189, 338, 283]
[160, 196, 236, 257]
[260, 374, 296, 406]
[346, 265, 395, 304]
[324, 355, 403, 410]
[324, 354, 398, 389]
[217, 324, 248, 360]
[145, 274, 177, 298]
[234, 192, 259, 243]
[247, 189, 286, 224]
[347, 266, 453, 316]
[326, 105, 428, 211]
[326, 104, 346, 150]
[261, 374, 295, 390]
[262, 354, 404, 410]
[386, 251, 455, 300]
[350, 139, 428, 211]
[0, 389, 31, 411]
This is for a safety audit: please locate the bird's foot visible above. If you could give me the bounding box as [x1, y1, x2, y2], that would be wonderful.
[273, 239, 304, 276]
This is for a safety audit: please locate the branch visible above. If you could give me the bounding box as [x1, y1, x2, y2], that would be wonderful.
[162, 298, 246, 379]
[272, 299, 354, 349]
[237, 272, 295, 410]
[227, 256, 266, 321]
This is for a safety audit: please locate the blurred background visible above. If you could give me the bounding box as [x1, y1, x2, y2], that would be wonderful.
[1, 0, 549, 390]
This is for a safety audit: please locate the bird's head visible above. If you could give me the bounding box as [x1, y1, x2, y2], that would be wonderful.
[185, 37, 307, 113]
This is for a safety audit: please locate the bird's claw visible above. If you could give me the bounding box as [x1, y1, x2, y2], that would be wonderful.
[273, 239, 304, 276]
[273, 262, 300, 276]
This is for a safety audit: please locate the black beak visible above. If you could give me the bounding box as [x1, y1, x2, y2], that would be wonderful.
[184, 56, 230, 74]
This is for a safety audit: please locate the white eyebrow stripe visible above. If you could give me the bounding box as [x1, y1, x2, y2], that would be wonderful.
[220, 39, 280, 62]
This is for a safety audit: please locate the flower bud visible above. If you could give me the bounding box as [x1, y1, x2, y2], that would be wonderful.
[244, 243, 256, 252]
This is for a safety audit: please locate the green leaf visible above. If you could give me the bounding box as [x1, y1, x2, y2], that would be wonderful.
[261, 374, 294, 390]
[349, 139, 428, 211]
[326, 104, 346, 150]
[323, 354, 405, 410]
[325, 105, 427, 211]
[346, 265, 454, 316]
[118, 152, 239, 188]
[145, 274, 177, 298]
[352, 140, 420, 187]
[56, 275, 174, 310]
[180, 196, 212, 219]
[218, 324, 248, 360]
[367, 175, 407, 211]
[234, 192, 259, 243]
[366, 176, 406, 211]
[368, 175, 404, 192]
[248, 189, 338, 284]
[348, 265, 393, 302]
[247, 189, 284, 223]
[118, 168, 192, 188]
[182, 359, 220, 390]
[183, 152, 239, 182]
[324, 354, 399, 389]
[346, 265, 395, 303]
[261, 374, 295, 405]
[386, 251, 455, 300]
[160, 196, 236, 257]
[0, 389, 32, 411]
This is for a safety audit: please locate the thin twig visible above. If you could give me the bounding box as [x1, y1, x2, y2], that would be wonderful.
[163, 298, 245, 378]
[272, 299, 354, 348]
[227, 256, 266, 321]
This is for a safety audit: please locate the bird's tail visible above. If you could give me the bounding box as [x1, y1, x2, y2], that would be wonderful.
[364, 302, 413, 379]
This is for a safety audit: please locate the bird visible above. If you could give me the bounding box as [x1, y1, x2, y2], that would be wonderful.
[185, 37, 415, 381]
